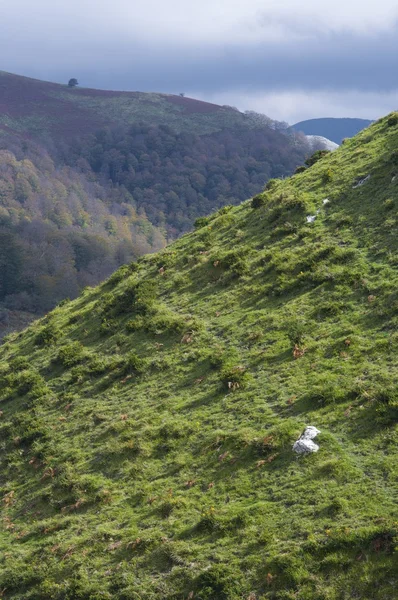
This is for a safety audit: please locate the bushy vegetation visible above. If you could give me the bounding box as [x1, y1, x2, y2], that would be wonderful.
[0, 114, 397, 599]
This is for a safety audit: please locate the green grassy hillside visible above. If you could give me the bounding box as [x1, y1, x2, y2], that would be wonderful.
[0, 114, 397, 599]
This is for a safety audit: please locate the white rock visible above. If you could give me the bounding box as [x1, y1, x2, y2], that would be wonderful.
[322, 198, 330, 205]
[301, 426, 320, 439]
[306, 215, 316, 223]
[293, 426, 321, 455]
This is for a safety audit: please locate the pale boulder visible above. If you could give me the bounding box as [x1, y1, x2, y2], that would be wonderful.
[293, 426, 321, 455]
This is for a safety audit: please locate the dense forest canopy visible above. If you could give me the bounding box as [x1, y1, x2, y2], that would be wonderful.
[65, 123, 311, 235]
[0, 135, 166, 316]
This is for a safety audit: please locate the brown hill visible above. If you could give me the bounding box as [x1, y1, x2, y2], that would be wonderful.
[0, 71, 253, 139]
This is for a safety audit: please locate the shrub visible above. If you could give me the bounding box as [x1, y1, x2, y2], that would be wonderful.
[86, 355, 116, 375]
[331, 247, 357, 264]
[194, 564, 244, 599]
[387, 113, 398, 127]
[69, 365, 88, 383]
[16, 370, 46, 394]
[106, 264, 131, 285]
[221, 365, 250, 390]
[126, 315, 146, 332]
[157, 251, 178, 269]
[100, 280, 158, 317]
[158, 501, 175, 518]
[57, 342, 86, 367]
[251, 434, 277, 457]
[57, 297, 70, 307]
[294, 165, 307, 174]
[123, 351, 145, 375]
[327, 497, 347, 515]
[281, 194, 309, 213]
[194, 216, 210, 229]
[265, 178, 279, 190]
[251, 194, 266, 208]
[158, 422, 186, 439]
[383, 198, 394, 210]
[100, 317, 117, 334]
[390, 151, 398, 166]
[105, 286, 136, 316]
[217, 205, 233, 215]
[171, 272, 190, 288]
[305, 149, 330, 167]
[270, 222, 297, 238]
[196, 508, 219, 533]
[35, 323, 60, 346]
[144, 310, 186, 335]
[9, 356, 30, 371]
[315, 300, 345, 317]
[286, 320, 306, 345]
[322, 168, 333, 183]
[134, 281, 158, 315]
[330, 214, 353, 228]
[218, 248, 249, 277]
[7, 369, 49, 400]
[372, 384, 397, 405]
[306, 383, 358, 406]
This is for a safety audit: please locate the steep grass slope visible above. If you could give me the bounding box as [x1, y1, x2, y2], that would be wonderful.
[0, 115, 398, 599]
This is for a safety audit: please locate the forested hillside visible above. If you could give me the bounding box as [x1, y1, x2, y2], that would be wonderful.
[0, 113, 397, 599]
[0, 73, 314, 236]
[64, 123, 311, 234]
[0, 72, 321, 330]
[0, 134, 165, 322]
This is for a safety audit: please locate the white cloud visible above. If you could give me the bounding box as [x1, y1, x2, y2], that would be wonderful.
[2, 0, 398, 48]
[189, 89, 398, 123]
[256, 0, 398, 36]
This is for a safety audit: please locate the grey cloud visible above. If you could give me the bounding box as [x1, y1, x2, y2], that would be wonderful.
[65, 28, 398, 95]
[1, 2, 398, 121]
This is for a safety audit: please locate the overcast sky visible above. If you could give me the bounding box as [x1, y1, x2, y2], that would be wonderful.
[2, 0, 398, 123]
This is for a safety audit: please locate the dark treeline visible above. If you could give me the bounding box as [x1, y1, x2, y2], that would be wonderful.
[64, 123, 310, 235]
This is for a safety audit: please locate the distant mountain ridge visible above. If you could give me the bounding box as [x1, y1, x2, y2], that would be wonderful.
[291, 117, 373, 144]
[0, 70, 286, 139]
